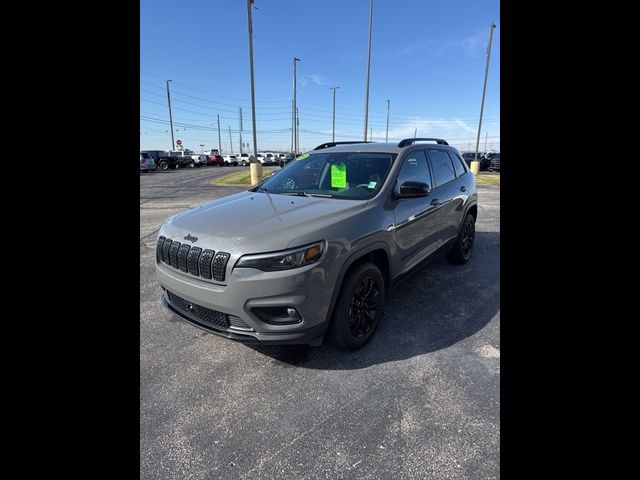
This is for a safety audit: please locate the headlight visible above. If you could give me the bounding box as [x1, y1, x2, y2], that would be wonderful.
[235, 241, 325, 271]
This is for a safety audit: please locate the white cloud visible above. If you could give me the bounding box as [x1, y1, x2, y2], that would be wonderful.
[300, 74, 326, 87]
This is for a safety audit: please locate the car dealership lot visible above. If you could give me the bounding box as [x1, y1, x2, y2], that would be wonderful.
[140, 168, 500, 480]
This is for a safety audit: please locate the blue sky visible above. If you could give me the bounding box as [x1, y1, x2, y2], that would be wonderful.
[140, 0, 500, 153]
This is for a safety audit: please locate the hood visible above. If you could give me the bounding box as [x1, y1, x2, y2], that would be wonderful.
[161, 191, 366, 255]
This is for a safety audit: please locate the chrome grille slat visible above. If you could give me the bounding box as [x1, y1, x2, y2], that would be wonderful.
[177, 244, 191, 272]
[212, 252, 230, 282]
[187, 247, 202, 276]
[168, 241, 181, 269]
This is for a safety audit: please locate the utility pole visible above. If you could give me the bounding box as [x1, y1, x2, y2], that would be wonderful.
[239, 107, 243, 155]
[330, 86, 340, 142]
[385, 99, 390, 142]
[472, 22, 496, 174]
[228, 125, 233, 154]
[363, 0, 373, 141]
[370, 127, 373, 141]
[217, 115, 222, 154]
[484, 131, 488, 151]
[296, 107, 300, 155]
[414, 128, 417, 138]
[292, 57, 300, 154]
[166, 80, 175, 150]
[291, 99, 295, 153]
[490, 140, 493, 150]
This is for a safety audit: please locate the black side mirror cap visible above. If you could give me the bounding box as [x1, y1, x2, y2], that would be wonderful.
[394, 181, 430, 199]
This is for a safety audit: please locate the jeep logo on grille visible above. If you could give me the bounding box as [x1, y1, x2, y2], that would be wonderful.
[187, 304, 195, 312]
[183, 234, 198, 243]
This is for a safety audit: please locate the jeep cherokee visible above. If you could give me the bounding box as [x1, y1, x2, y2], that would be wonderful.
[156, 138, 478, 349]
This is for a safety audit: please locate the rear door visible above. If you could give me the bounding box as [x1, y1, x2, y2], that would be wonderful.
[425, 149, 467, 245]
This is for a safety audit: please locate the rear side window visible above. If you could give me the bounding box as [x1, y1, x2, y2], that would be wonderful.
[450, 152, 466, 177]
[396, 150, 432, 188]
[427, 150, 457, 186]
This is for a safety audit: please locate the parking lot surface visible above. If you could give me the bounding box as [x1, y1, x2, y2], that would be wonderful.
[140, 167, 500, 480]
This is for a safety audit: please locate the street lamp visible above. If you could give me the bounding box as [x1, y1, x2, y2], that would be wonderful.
[330, 86, 340, 142]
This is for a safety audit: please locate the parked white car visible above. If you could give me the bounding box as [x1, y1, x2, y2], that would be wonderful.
[238, 153, 251, 166]
[223, 155, 238, 166]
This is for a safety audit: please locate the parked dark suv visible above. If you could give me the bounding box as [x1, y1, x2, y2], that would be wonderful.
[156, 138, 477, 349]
[487, 153, 500, 171]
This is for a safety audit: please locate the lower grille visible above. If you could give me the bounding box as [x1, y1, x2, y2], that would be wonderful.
[167, 291, 229, 330]
[229, 315, 254, 331]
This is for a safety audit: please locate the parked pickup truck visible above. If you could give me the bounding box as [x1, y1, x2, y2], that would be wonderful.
[142, 150, 192, 170]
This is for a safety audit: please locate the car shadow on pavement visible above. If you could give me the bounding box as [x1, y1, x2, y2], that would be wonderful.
[247, 231, 499, 370]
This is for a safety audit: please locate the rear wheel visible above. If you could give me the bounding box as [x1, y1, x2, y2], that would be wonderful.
[158, 160, 169, 170]
[241, 160, 248, 166]
[328, 262, 385, 350]
[447, 213, 476, 264]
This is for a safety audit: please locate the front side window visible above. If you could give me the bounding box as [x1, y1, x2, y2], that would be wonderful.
[396, 150, 432, 189]
[258, 152, 396, 200]
[427, 150, 457, 186]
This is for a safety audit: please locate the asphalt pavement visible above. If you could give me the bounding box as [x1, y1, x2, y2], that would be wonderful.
[140, 167, 500, 480]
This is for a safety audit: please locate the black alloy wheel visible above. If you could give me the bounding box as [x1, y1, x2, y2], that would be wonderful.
[347, 275, 382, 339]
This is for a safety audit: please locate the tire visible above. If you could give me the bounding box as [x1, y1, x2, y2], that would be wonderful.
[158, 160, 169, 170]
[241, 160, 248, 166]
[188, 160, 195, 168]
[328, 262, 385, 350]
[447, 213, 476, 265]
[174, 163, 180, 169]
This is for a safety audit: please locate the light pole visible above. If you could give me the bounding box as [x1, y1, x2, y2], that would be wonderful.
[166, 80, 175, 150]
[363, 0, 373, 141]
[292, 57, 301, 154]
[330, 86, 340, 142]
[217, 114, 222, 153]
[246, 0, 260, 184]
[471, 22, 496, 174]
[385, 99, 390, 142]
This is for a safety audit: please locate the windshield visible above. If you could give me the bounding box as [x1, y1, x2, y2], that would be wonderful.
[257, 151, 396, 200]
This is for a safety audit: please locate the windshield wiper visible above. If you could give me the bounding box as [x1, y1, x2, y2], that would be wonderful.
[282, 191, 334, 198]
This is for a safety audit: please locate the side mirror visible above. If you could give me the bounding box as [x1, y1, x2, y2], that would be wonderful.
[395, 181, 430, 199]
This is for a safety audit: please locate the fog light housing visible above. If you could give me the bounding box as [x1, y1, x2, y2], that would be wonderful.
[252, 306, 302, 325]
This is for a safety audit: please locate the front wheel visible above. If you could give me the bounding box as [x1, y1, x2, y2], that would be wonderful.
[328, 262, 385, 350]
[158, 160, 169, 170]
[447, 213, 476, 264]
[241, 160, 248, 166]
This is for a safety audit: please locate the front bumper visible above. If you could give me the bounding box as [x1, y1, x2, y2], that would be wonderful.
[161, 293, 325, 345]
[156, 256, 335, 346]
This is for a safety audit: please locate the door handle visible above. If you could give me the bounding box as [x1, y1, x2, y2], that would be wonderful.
[430, 199, 441, 206]
[460, 186, 467, 192]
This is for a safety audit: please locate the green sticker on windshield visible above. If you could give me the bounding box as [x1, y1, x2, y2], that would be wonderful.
[368, 181, 377, 189]
[331, 162, 347, 188]
[296, 153, 309, 161]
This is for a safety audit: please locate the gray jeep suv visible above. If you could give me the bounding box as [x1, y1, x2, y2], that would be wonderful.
[156, 138, 478, 349]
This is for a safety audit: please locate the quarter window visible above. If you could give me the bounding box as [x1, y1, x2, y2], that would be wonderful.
[427, 150, 457, 186]
[450, 152, 467, 177]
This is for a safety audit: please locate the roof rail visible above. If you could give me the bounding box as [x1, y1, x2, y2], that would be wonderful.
[397, 138, 449, 148]
[313, 141, 372, 150]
